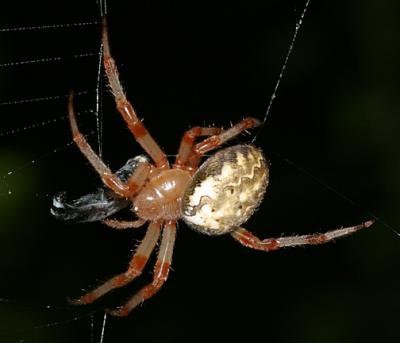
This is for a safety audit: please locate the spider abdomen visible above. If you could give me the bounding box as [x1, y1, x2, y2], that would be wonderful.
[134, 169, 192, 221]
[182, 144, 269, 235]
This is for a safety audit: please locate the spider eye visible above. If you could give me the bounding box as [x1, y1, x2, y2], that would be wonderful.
[182, 144, 269, 235]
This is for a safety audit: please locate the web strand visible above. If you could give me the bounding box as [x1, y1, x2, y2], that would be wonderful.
[273, 150, 400, 237]
[95, 42, 104, 158]
[0, 90, 94, 106]
[252, 0, 312, 143]
[99, 312, 107, 343]
[0, 21, 100, 33]
[0, 52, 97, 68]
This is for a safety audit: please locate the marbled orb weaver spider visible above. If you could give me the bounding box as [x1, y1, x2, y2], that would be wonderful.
[51, 17, 374, 317]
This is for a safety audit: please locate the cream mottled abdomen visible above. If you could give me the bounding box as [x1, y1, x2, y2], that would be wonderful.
[182, 144, 269, 235]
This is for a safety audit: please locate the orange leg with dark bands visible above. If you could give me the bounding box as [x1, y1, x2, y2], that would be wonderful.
[68, 93, 150, 198]
[109, 221, 177, 316]
[101, 18, 169, 169]
[102, 218, 147, 230]
[69, 222, 161, 305]
[174, 126, 222, 170]
[231, 220, 374, 251]
[194, 117, 261, 155]
[186, 117, 261, 168]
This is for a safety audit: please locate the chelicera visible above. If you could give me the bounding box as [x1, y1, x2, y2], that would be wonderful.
[51, 17, 374, 317]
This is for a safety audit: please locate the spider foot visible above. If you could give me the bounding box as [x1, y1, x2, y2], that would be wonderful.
[105, 294, 146, 317]
[363, 219, 375, 228]
[106, 306, 130, 317]
[68, 294, 95, 306]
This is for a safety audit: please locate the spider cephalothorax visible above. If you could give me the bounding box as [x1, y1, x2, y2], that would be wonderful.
[52, 16, 373, 317]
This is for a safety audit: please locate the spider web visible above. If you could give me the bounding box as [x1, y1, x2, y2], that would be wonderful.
[0, 1, 399, 343]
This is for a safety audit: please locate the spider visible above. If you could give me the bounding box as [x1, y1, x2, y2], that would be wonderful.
[51, 17, 374, 317]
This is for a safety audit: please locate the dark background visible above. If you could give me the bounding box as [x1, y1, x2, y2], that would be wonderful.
[0, 0, 399, 342]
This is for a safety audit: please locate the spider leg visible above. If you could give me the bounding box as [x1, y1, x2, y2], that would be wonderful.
[102, 218, 147, 230]
[187, 117, 261, 168]
[68, 93, 150, 198]
[101, 17, 169, 169]
[69, 221, 161, 305]
[231, 220, 374, 251]
[109, 220, 177, 316]
[174, 126, 222, 169]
